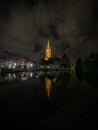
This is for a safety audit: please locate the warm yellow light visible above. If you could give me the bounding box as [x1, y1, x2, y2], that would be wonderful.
[45, 77, 52, 97]
[45, 40, 51, 60]
[70, 64, 75, 73]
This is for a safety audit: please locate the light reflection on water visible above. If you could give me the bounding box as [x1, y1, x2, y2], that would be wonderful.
[0, 71, 71, 97]
[0, 71, 98, 129]
[45, 77, 52, 97]
[0, 72, 33, 81]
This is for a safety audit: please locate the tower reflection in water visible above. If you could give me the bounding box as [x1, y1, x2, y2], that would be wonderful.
[45, 77, 52, 97]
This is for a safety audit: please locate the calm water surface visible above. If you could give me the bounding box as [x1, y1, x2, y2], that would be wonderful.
[0, 71, 98, 129]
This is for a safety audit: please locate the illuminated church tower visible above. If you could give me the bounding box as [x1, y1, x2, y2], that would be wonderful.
[45, 40, 51, 60]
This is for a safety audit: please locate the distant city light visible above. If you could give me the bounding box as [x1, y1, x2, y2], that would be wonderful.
[8, 64, 12, 69]
[30, 64, 33, 67]
[13, 65, 16, 69]
[36, 75, 39, 78]
[47, 66, 50, 68]
[30, 73, 33, 78]
[14, 63, 17, 66]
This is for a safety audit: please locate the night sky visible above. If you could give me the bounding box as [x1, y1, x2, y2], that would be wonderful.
[0, 0, 98, 62]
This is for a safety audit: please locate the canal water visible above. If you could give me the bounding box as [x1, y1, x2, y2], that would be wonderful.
[0, 71, 98, 129]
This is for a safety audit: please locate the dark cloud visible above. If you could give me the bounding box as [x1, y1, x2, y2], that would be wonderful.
[0, 0, 98, 62]
[49, 24, 60, 40]
[39, 28, 50, 38]
[60, 41, 71, 52]
[33, 44, 43, 52]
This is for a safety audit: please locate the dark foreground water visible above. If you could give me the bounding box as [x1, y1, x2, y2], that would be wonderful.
[0, 71, 98, 130]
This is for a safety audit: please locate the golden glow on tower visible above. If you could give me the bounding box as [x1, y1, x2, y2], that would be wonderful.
[45, 40, 51, 60]
[45, 77, 52, 97]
